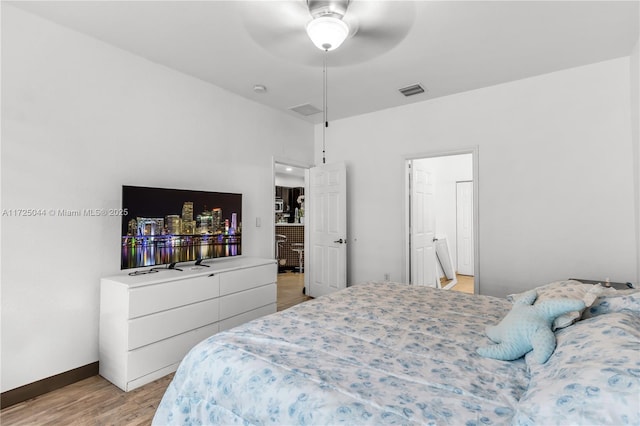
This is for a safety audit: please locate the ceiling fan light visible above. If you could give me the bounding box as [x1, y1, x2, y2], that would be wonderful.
[306, 16, 349, 51]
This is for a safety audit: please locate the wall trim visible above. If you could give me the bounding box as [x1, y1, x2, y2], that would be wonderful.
[1, 362, 99, 409]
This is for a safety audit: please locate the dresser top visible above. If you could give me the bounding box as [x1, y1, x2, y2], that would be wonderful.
[103, 257, 276, 288]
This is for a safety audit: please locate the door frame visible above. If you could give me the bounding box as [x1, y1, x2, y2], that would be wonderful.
[403, 147, 480, 293]
[456, 180, 474, 276]
[272, 157, 312, 291]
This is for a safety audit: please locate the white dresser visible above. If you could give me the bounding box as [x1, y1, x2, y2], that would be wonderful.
[99, 257, 277, 391]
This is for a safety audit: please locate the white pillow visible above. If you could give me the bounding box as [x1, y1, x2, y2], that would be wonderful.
[507, 280, 602, 330]
[581, 287, 640, 319]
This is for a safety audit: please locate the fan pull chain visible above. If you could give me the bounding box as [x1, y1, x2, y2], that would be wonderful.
[322, 50, 328, 164]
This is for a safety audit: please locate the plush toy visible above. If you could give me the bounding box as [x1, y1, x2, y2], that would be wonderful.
[477, 290, 585, 364]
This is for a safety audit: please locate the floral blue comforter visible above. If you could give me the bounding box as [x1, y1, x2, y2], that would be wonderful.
[153, 282, 530, 425]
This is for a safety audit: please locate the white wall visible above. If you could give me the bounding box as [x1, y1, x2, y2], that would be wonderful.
[275, 174, 305, 188]
[316, 57, 637, 298]
[631, 38, 640, 288]
[1, 6, 313, 392]
[416, 154, 473, 274]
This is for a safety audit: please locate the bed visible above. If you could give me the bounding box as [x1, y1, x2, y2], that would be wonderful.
[153, 281, 640, 425]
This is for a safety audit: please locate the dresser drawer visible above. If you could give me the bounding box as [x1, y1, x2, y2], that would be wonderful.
[219, 303, 276, 332]
[128, 322, 219, 382]
[219, 263, 276, 296]
[128, 297, 220, 350]
[219, 283, 276, 319]
[129, 274, 219, 318]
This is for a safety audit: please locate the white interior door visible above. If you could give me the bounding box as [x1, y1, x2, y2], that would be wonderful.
[456, 181, 474, 275]
[307, 162, 347, 297]
[410, 161, 438, 287]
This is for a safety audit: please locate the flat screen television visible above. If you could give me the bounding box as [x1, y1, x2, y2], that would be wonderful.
[121, 185, 242, 270]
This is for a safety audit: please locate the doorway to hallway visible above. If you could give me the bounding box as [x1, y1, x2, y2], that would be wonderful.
[273, 160, 348, 301]
[274, 160, 310, 309]
[406, 150, 478, 293]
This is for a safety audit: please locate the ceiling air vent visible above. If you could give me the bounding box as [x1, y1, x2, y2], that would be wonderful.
[399, 83, 426, 97]
[289, 103, 322, 116]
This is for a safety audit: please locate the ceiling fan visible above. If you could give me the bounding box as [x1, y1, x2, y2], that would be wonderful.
[242, 0, 416, 67]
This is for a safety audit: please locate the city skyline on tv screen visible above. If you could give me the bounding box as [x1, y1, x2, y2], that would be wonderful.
[121, 185, 242, 269]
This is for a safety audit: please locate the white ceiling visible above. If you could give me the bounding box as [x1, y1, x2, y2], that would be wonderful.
[8, 1, 639, 124]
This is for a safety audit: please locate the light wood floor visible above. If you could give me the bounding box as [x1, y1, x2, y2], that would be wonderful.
[277, 271, 312, 311]
[447, 274, 475, 293]
[0, 372, 173, 425]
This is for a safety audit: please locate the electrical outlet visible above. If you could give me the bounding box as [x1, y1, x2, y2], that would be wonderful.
[384, 273, 390, 281]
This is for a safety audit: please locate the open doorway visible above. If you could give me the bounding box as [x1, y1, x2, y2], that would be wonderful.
[405, 150, 478, 294]
[274, 161, 312, 310]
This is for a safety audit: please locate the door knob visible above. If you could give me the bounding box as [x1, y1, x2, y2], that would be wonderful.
[334, 238, 345, 244]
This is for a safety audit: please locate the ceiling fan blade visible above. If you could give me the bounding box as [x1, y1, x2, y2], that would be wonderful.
[324, 1, 416, 66]
[242, 1, 310, 43]
[344, 1, 416, 41]
[353, 25, 411, 45]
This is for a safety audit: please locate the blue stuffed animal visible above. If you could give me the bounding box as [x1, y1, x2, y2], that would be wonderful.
[477, 289, 585, 364]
